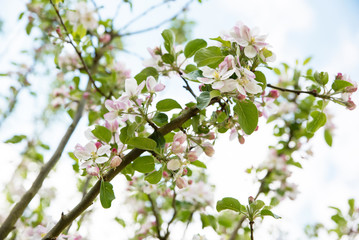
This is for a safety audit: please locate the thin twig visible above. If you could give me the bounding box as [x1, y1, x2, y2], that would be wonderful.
[120, 0, 174, 31]
[267, 83, 330, 99]
[147, 194, 163, 239]
[50, 0, 107, 98]
[164, 188, 177, 239]
[250, 221, 254, 240]
[179, 73, 197, 99]
[119, 0, 193, 37]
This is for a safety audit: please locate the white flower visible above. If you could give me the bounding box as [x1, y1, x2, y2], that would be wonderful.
[74, 141, 111, 167]
[124, 78, 145, 98]
[146, 76, 165, 93]
[167, 159, 181, 171]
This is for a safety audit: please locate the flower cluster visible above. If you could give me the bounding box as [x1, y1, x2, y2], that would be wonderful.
[67, 2, 98, 31]
[336, 73, 357, 110]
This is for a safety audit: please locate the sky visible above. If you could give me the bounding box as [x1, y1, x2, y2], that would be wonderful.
[1, 0, 359, 239]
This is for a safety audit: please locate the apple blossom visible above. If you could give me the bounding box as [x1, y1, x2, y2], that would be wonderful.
[176, 177, 188, 189]
[146, 76, 165, 93]
[110, 156, 122, 168]
[167, 159, 181, 171]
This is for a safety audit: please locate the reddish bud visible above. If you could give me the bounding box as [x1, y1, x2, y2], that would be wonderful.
[111, 148, 117, 153]
[248, 196, 255, 204]
[83, 92, 90, 99]
[238, 135, 245, 144]
[255, 126, 259, 131]
[182, 168, 188, 175]
[268, 89, 280, 99]
[95, 142, 102, 149]
[162, 171, 169, 178]
[176, 177, 188, 189]
[188, 179, 193, 185]
[346, 100, 356, 110]
[237, 93, 246, 100]
[336, 73, 343, 80]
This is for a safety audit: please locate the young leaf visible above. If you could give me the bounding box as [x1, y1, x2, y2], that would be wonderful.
[162, 29, 175, 53]
[332, 79, 353, 92]
[5, 135, 27, 144]
[145, 168, 163, 184]
[233, 100, 258, 135]
[153, 112, 168, 126]
[156, 99, 182, 112]
[190, 160, 207, 169]
[196, 91, 211, 110]
[216, 197, 242, 213]
[184, 39, 207, 58]
[260, 209, 281, 219]
[194, 46, 224, 68]
[313, 71, 329, 85]
[254, 71, 266, 90]
[92, 126, 112, 143]
[100, 181, 115, 209]
[127, 137, 157, 151]
[324, 129, 333, 147]
[132, 156, 155, 173]
[306, 111, 326, 133]
[134, 67, 159, 82]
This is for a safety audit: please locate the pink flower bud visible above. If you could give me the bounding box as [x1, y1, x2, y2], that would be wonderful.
[187, 151, 198, 162]
[83, 92, 90, 99]
[255, 126, 259, 131]
[258, 111, 263, 117]
[111, 148, 117, 153]
[208, 132, 215, 140]
[162, 171, 169, 178]
[237, 93, 246, 100]
[188, 179, 193, 185]
[99, 33, 111, 44]
[176, 177, 188, 189]
[268, 90, 280, 99]
[336, 73, 343, 80]
[346, 99, 356, 110]
[56, 26, 62, 37]
[110, 156, 122, 168]
[248, 196, 255, 204]
[182, 168, 188, 175]
[238, 135, 245, 144]
[95, 142, 102, 149]
[203, 143, 215, 157]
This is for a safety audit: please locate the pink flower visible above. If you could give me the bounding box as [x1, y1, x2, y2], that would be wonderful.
[100, 33, 111, 43]
[86, 165, 99, 176]
[124, 78, 145, 98]
[74, 141, 111, 165]
[187, 151, 198, 162]
[230, 23, 268, 58]
[146, 76, 165, 93]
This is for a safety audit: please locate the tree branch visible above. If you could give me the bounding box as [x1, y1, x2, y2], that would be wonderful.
[179, 73, 197, 99]
[0, 80, 91, 240]
[164, 188, 177, 239]
[43, 97, 220, 239]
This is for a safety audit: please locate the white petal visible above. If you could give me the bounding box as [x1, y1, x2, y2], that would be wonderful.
[98, 145, 111, 156]
[84, 141, 97, 153]
[95, 157, 108, 164]
[200, 66, 216, 78]
[245, 81, 263, 94]
[244, 46, 257, 58]
[125, 78, 137, 96]
[236, 84, 246, 95]
[198, 77, 214, 84]
[146, 76, 156, 92]
[85, 129, 96, 140]
[74, 150, 91, 161]
[212, 81, 225, 89]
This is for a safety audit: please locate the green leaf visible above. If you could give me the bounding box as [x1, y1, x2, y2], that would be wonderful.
[127, 137, 157, 151]
[196, 91, 211, 110]
[153, 112, 168, 126]
[200, 214, 217, 230]
[349, 199, 355, 217]
[260, 209, 281, 219]
[332, 79, 353, 92]
[324, 129, 333, 147]
[210, 36, 231, 48]
[156, 99, 182, 112]
[162, 29, 175, 53]
[161, 53, 175, 64]
[303, 57, 312, 66]
[100, 181, 115, 209]
[135, 67, 159, 83]
[190, 160, 207, 168]
[194, 46, 224, 68]
[132, 156, 155, 173]
[210, 89, 221, 99]
[233, 100, 258, 135]
[184, 39, 207, 58]
[313, 71, 329, 85]
[306, 111, 326, 133]
[251, 200, 265, 212]
[92, 126, 112, 143]
[216, 197, 242, 213]
[5, 135, 27, 144]
[185, 70, 203, 82]
[115, 217, 126, 227]
[254, 71, 266, 90]
[145, 168, 163, 184]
